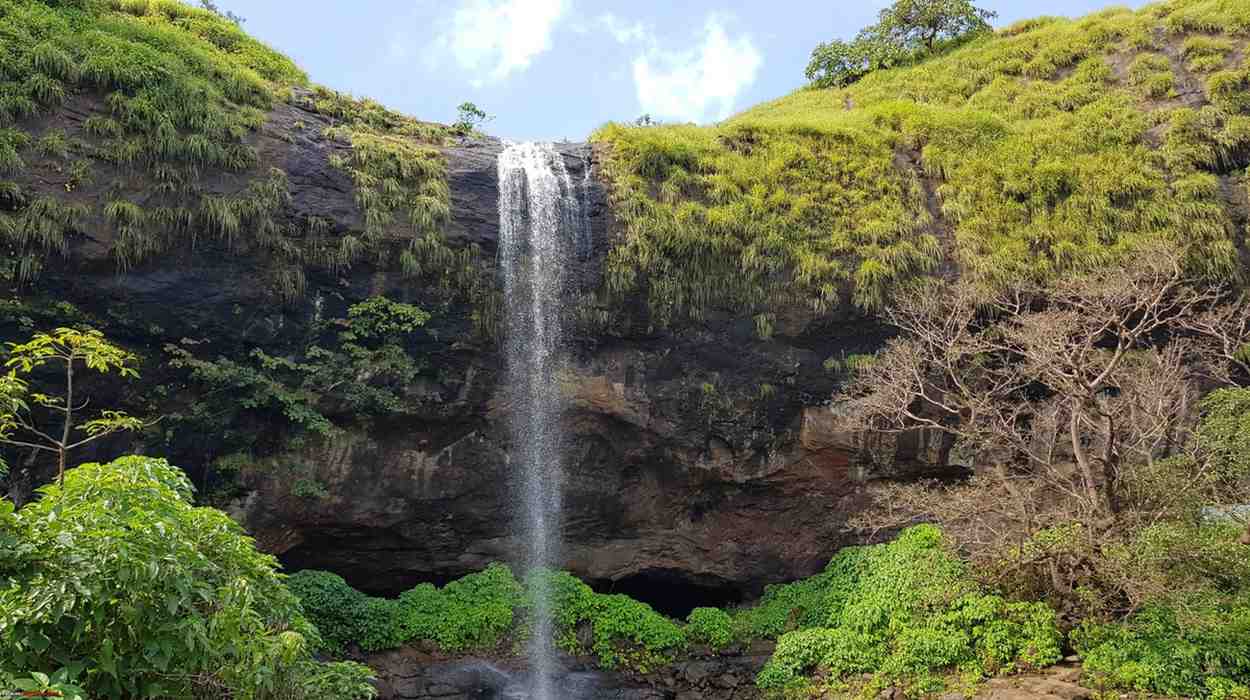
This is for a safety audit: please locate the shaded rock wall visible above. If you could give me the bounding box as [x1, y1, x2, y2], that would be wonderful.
[5, 92, 950, 602]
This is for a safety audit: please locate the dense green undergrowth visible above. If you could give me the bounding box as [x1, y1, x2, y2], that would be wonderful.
[289, 526, 1065, 694]
[0, 456, 376, 699]
[5, 454, 1249, 698]
[591, 0, 1250, 330]
[290, 520, 1250, 698]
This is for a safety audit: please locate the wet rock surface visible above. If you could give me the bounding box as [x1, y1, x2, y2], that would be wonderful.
[8, 90, 951, 600]
[365, 648, 771, 700]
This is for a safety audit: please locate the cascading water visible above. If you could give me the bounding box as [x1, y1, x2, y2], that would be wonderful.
[498, 142, 582, 699]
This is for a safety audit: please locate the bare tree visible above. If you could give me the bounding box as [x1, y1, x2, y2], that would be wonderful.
[1177, 293, 1250, 385]
[837, 249, 1250, 607]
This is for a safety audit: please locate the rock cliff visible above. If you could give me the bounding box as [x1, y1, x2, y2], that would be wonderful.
[3, 88, 949, 610]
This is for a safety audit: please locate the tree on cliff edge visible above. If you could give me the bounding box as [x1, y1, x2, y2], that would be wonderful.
[807, 0, 996, 88]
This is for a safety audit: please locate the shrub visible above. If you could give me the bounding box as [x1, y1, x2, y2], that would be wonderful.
[751, 525, 1061, 693]
[286, 570, 367, 652]
[587, 594, 687, 672]
[434, 563, 525, 651]
[0, 457, 375, 700]
[1074, 605, 1250, 698]
[686, 607, 735, 650]
[289, 564, 688, 673]
[735, 545, 876, 640]
[355, 598, 407, 652]
[756, 628, 879, 691]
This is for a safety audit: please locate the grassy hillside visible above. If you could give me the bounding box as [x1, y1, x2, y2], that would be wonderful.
[593, 0, 1250, 331]
[0, 0, 462, 300]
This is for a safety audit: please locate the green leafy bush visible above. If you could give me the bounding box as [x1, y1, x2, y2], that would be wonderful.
[686, 607, 734, 650]
[0, 456, 375, 700]
[585, 594, 687, 672]
[735, 545, 875, 640]
[1074, 605, 1250, 698]
[753, 525, 1061, 694]
[433, 563, 526, 651]
[286, 570, 367, 651]
[292, 563, 524, 655]
[291, 564, 686, 672]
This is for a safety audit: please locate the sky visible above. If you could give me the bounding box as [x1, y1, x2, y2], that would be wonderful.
[228, 0, 1149, 142]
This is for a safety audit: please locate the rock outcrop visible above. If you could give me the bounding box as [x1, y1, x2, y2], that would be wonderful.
[5, 89, 952, 606]
[363, 647, 771, 700]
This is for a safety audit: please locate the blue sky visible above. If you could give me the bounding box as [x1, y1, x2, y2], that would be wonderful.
[230, 0, 1147, 141]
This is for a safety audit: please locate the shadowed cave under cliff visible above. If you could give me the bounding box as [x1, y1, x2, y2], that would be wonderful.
[279, 540, 745, 619]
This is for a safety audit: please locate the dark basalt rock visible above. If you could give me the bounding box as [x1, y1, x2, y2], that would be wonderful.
[364, 647, 771, 700]
[5, 92, 950, 601]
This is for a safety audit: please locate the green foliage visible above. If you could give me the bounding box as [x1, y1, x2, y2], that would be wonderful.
[593, 0, 1245, 328]
[751, 525, 1061, 693]
[1207, 67, 1250, 113]
[0, 328, 144, 480]
[1128, 53, 1176, 98]
[1194, 387, 1250, 483]
[345, 295, 432, 338]
[1071, 387, 1250, 700]
[0, 0, 468, 299]
[452, 101, 491, 135]
[686, 607, 734, 650]
[433, 563, 526, 652]
[807, 0, 997, 88]
[560, 590, 686, 672]
[1074, 604, 1250, 698]
[2, 667, 87, 700]
[806, 39, 885, 89]
[1182, 35, 1234, 71]
[285, 570, 367, 652]
[165, 296, 432, 455]
[292, 563, 524, 655]
[0, 194, 87, 284]
[0, 456, 376, 700]
[290, 564, 687, 673]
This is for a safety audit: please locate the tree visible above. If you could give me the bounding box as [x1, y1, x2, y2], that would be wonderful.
[836, 250, 1248, 603]
[452, 102, 491, 136]
[806, 39, 877, 89]
[199, 0, 245, 25]
[873, 0, 997, 53]
[0, 456, 376, 699]
[165, 297, 431, 464]
[806, 0, 996, 88]
[0, 328, 144, 485]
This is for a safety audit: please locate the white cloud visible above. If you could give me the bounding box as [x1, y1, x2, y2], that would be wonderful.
[630, 17, 762, 124]
[435, 0, 569, 86]
[596, 12, 649, 45]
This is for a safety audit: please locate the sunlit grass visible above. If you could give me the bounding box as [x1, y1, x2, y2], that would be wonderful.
[592, 0, 1249, 330]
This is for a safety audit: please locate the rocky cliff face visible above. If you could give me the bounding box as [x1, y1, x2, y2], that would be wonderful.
[3, 91, 951, 608]
[223, 117, 953, 605]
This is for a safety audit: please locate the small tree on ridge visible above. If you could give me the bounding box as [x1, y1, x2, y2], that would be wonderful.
[807, 0, 996, 88]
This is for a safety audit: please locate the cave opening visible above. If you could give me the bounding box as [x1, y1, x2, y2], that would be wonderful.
[589, 569, 746, 619]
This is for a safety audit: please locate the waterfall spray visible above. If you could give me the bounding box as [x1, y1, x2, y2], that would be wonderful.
[498, 142, 582, 699]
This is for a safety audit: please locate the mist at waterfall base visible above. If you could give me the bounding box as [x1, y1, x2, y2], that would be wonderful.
[498, 142, 585, 699]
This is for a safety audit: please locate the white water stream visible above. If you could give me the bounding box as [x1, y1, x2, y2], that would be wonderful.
[498, 142, 583, 699]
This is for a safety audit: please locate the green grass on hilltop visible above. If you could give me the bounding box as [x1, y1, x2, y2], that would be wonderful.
[592, 0, 1250, 330]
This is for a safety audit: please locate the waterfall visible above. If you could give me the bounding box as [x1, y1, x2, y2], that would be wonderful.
[498, 142, 581, 699]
